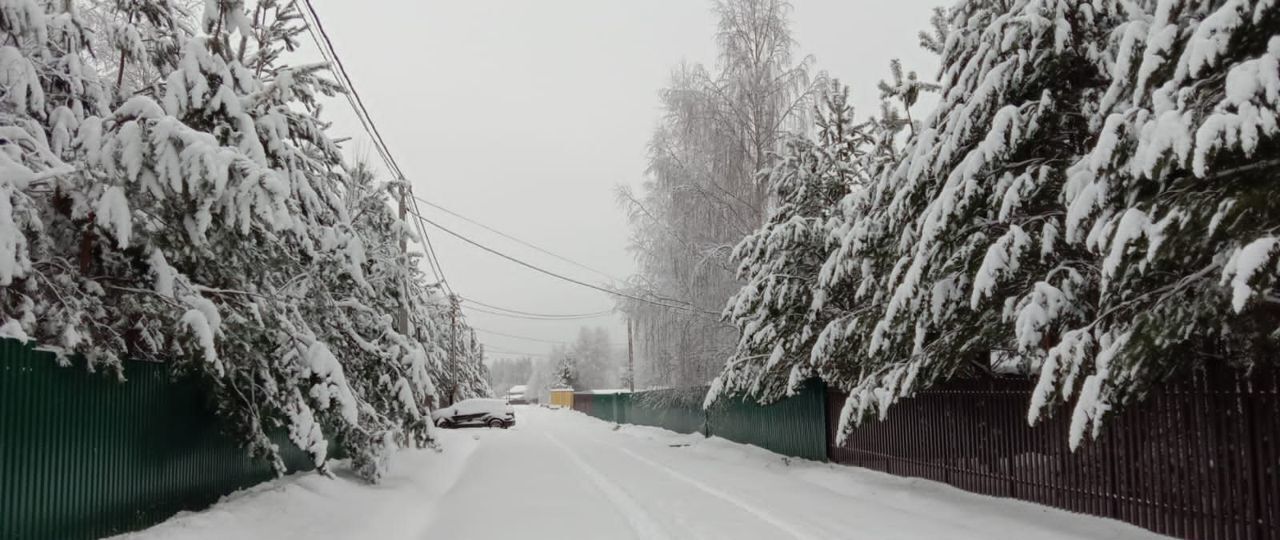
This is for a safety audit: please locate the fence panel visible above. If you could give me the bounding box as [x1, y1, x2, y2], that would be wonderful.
[706, 379, 827, 461]
[827, 369, 1280, 540]
[609, 392, 630, 424]
[592, 393, 629, 424]
[571, 392, 632, 424]
[625, 388, 705, 435]
[570, 392, 595, 418]
[0, 339, 315, 540]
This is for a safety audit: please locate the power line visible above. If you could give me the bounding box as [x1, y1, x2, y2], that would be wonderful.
[409, 210, 718, 317]
[299, 0, 405, 180]
[460, 296, 614, 319]
[421, 228, 446, 285]
[413, 195, 621, 284]
[473, 327, 567, 345]
[461, 304, 618, 321]
[419, 207, 716, 316]
[407, 193, 444, 286]
[410, 194, 453, 294]
[300, 2, 707, 319]
[483, 347, 551, 357]
[299, 0, 453, 294]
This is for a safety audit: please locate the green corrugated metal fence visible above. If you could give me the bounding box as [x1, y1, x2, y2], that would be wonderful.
[570, 380, 829, 462]
[607, 393, 638, 425]
[577, 392, 630, 424]
[0, 339, 315, 540]
[626, 388, 706, 435]
[706, 379, 828, 461]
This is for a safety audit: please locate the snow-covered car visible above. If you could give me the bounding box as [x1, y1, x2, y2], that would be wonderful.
[432, 398, 516, 429]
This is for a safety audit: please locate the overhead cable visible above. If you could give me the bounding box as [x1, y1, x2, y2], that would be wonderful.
[461, 304, 618, 321]
[409, 211, 719, 317]
[300, 0, 452, 292]
[460, 296, 614, 319]
[472, 327, 568, 345]
[413, 195, 621, 283]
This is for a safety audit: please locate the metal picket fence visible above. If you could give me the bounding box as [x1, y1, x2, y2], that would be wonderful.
[827, 369, 1280, 540]
[568, 370, 1279, 540]
[0, 339, 316, 540]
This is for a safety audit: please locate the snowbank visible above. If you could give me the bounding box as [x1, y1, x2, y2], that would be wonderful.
[110, 431, 480, 540]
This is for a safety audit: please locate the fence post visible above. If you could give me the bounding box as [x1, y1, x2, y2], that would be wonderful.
[1240, 377, 1262, 540]
[942, 393, 951, 487]
[814, 379, 828, 462]
[823, 383, 834, 462]
[703, 401, 711, 439]
[1107, 426, 1120, 520]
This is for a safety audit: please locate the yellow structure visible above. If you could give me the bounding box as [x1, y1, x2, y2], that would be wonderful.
[549, 388, 574, 408]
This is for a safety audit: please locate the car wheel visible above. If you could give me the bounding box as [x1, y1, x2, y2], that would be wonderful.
[487, 418, 504, 428]
[437, 419, 454, 429]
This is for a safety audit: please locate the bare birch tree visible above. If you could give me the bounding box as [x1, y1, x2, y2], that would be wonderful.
[619, 0, 819, 392]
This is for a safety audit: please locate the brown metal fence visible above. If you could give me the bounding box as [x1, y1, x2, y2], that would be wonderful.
[571, 391, 596, 417]
[827, 369, 1280, 540]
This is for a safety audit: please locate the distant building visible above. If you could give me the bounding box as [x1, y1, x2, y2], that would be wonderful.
[505, 385, 528, 404]
[549, 387, 574, 408]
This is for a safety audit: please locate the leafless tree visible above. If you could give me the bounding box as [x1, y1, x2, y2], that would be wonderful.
[618, 0, 821, 391]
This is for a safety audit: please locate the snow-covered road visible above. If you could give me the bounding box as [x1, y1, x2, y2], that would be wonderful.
[118, 406, 1168, 540]
[421, 406, 1162, 540]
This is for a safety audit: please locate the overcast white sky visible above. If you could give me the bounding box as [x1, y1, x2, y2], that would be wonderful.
[305, 1, 942, 363]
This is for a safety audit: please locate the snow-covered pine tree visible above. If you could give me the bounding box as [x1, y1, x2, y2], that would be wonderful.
[3, 0, 293, 466]
[314, 162, 438, 479]
[454, 326, 492, 400]
[407, 284, 457, 403]
[86, 0, 189, 99]
[207, 0, 496, 474]
[1034, 0, 1280, 447]
[0, 0, 497, 483]
[81, 0, 364, 474]
[711, 80, 868, 405]
[411, 293, 492, 406]
[2, 0, 111, 354]
[711, 12, 944, 414]
[816, 0, 1123, 437]
[554, 350, 575, 389]
[876, 59, 938, 138]
[805, 60, 924, 414]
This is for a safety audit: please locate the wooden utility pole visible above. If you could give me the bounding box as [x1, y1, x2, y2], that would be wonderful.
[449, 295, 458, 405]
[450, 298, 457, 365]
[395, 182, 409, 334]
[627, 317, 635, 392]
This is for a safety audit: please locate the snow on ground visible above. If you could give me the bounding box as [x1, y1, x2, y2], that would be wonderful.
[117, 405, 1170, 540]
[109, 431, 481, 540]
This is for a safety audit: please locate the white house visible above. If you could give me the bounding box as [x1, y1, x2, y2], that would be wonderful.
[505, 385, 528, 402]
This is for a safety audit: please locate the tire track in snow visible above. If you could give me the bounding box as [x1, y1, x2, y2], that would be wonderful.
[617, 447, 815, 540]
[544, 434, 672, 540]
